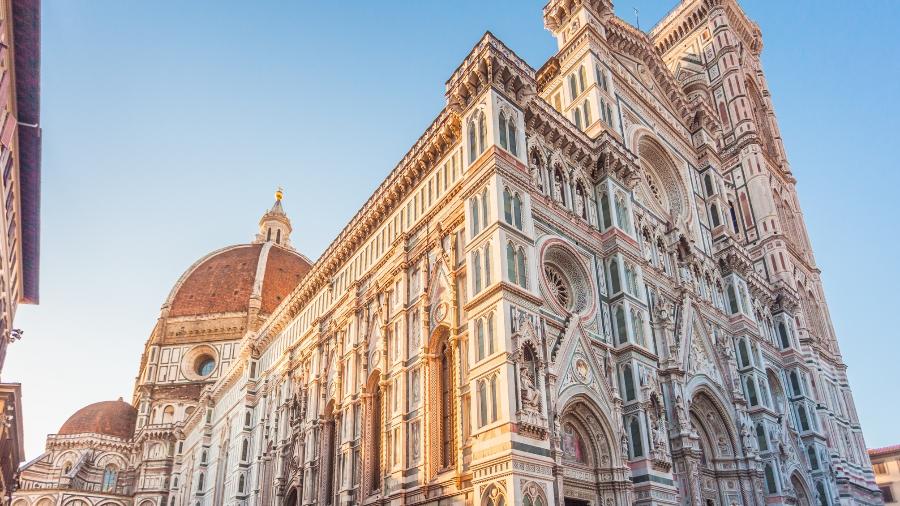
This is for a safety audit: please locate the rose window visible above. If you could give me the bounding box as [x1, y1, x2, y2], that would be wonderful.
[540, 242, 594, 316]
[543, 264, 571, 309]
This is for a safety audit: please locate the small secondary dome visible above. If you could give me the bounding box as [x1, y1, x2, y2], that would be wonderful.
[58, 399, 137, 440]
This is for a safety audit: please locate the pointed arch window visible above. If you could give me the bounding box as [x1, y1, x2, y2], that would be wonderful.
[615, 305, 628, 345]
[746, 376, 759, 406]
[622, 364, 636, 401]
[582, 100, 591, 126]
[609, 258, 621, 294]
[704, 173, 716, 196]
[506, 243, 527, 289]
[240, 438, 250, 462]
[631, 310, 645, 347]
[368, 383, 383, 493]
[513, 193, 522, 229]
[629, 417, 644, 457]
[756, 423, 768, 451]
[197, 472, 205, 492]
[574, 108, 583, 130]
[737, 338, 751, 368]
[476, 318, 485, 361]
[487, 313, 495, 355]
[473, 251, 482, 293]
[483, 243, 491, 286]
[238, 474, 246, 494]
[503, 188, 513, 224]
[478, 380, 488, 427]
[790, 371, 802, 396]
[710, 203, 721, 227]
[808, 445, 819, 470]
[600, 191, 612, 229]
[470, 197, 481, 235]
[764, 463, 778, 494]
[439, 341, 455, 468]
[578, 65, 587, 93]
[102, 465, 118, 492]
[516, 247, 527, 288]
[777, 322, 791, 349]
[499, 111, 508, 150]
[569, 74, 578, 99]
[798, 404, 811, 431]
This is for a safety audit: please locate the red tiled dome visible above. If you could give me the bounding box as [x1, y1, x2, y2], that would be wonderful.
[58, 400, 137, 440]
[167, 243, 312, 318]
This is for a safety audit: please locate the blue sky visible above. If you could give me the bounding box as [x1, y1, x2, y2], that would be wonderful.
[7, 1, 899, 459]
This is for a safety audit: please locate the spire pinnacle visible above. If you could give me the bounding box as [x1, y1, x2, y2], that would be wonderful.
[254, 188, 293, 248]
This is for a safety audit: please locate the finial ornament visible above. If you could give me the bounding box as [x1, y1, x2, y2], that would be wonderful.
[275, 186, 284, 202]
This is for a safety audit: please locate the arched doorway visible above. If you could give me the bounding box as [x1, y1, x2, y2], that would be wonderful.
[686, 392, 741, 506]
[557, 396, 627, 506]
[284, 486, 299, 506]
[791, 473, 812, 506]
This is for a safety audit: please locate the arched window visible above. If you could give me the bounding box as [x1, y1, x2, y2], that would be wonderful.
[483, 244, 491, 286]
[623, 364, 636, 401]
[102, 465, 118, 492]
[468, 117, 478, 163]
[238, 474, 245, 494]
[516, 247, 527, 288]
[600, 192, 612, 229]
[498, 111, 508, 150]
[629, 417, 643, 457]
[574, 108, 583, 130]
[614, 194, 630, 232]
[704, 173, 716, 196]
[575, 183, 587, 220]
[483, 484, 507, 506]
[609, 258, 621, 293]
[746, 377, 759, 406]
[583, 101, 591, 126]
[798, 405, 811, 431]
[777, 322, 791, 349]
[478, 112, 486, 157]
[738, 339, 751, 367]
[506, 243, 517, 284]
[816, 482, 829, 506]
[764, 464, 778, 494]
[490, 376, 498, 422]
[578, 65, 587, 92]
[512, 193, 523, 229]
[756, 423, 768, 451]
[197, 472, 205, 492]
[631, 310, 645, 346]
[478, 380, 488, 427]
[710, 203, 721, 227]
[162, 405, 175, 424]
[790, 371, 802, 396]
[808, 445, 819, 470]
[439, 341, 455, 468]
[481, 189, 489, 228]
[244, 410, 252, 428]
[569, 74, 578, 99]
[470, 197, 480, 235]
[508, 117, 518, 156]
[615, 306, 628, 345]
[727, 283, 740, 314]
[487, 313, 495, 355]
[369, 382, 383, 493]
[476, 318, 485, 361]
[503, 188, 512, 224]
[473, 251, 482, 293]
[596, 64, 607, 91]
[241, 439, 249, 462]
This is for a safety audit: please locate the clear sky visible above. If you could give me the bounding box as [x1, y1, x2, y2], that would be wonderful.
[6, 0, 899, 460]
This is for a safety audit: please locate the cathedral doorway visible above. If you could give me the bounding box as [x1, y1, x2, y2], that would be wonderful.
[284, 487, 298, 506]
[557, 396, 624, 506]
[791, 473, 812, 506]
[687, 392, 741, 506]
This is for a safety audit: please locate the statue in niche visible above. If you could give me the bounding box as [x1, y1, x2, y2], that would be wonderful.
[520, 347, 541, 412]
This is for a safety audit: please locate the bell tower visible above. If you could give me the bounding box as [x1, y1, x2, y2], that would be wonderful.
[255, 187, 293, 248]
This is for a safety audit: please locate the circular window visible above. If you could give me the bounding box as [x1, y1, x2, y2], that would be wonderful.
[181, 345, 219, 381]
[195, 356, 215, 376]
[540, 241, 594, 317]
[543, 264, 571, 309]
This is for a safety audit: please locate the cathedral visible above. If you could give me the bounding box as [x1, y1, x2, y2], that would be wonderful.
[11, 1, 881, 505]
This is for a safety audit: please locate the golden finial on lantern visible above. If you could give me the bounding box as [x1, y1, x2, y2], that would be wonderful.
[275, 186, 284, 202]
